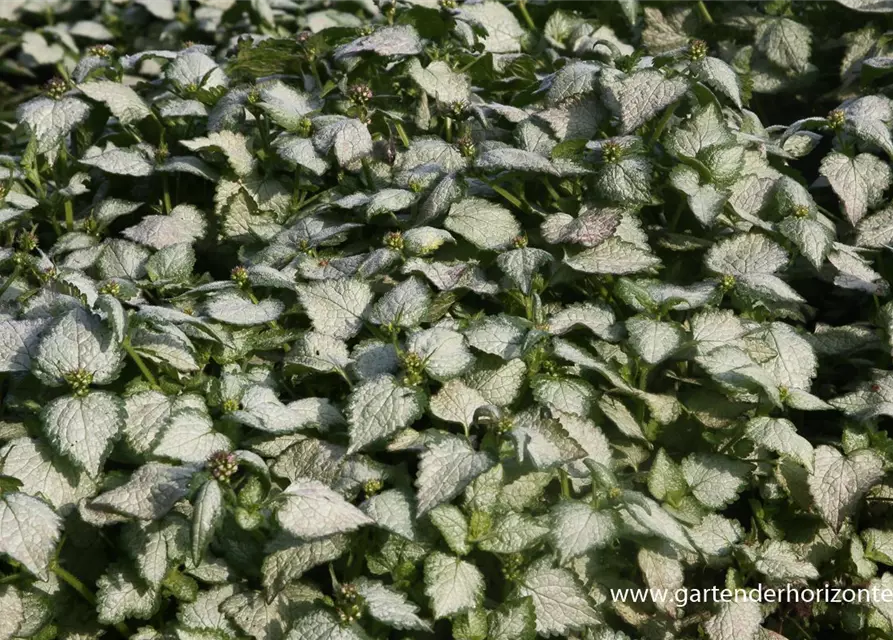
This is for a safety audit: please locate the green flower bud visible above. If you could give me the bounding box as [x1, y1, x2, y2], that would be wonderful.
[688, 39, 708, 61]
[64, 368, 94, 397]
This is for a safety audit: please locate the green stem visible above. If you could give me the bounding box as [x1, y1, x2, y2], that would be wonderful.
[479, 177, 524, 210]
[52, 563, 130, 637]
[162, 175, 172, 214]
[458, 55, 485, 74]
[394, 121, 411, 149]
[123, 339, 159, 389]
[308, 60, 323, 92]
[558, 469, 571, 498]
[540, 177, 561, 204]
[637, 363, 651, 390]
[696, 0, 713, 24]
[64, 200, 74, 232]
[52, 563, 95, 605]
[444, 117, 453, 143]
[246, 289, 284, 334]
[0, 266, 22, 299]
[516, 0, 536, 31]
[361, 159, 376, 190]
[648, 101, 679, 146]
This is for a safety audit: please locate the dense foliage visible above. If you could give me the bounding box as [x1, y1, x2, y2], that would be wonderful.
[5, 0, 893, 639]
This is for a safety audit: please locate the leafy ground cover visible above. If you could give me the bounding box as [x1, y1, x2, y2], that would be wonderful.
[3, 0, 893, 639]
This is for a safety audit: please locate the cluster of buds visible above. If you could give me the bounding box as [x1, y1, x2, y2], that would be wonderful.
[827, 108, 846, 131]
[0, 183, 7, 204]
[495, 415, 514, 434]
[601, 141, 623, 164]
[83, 216, 100, 236]
[501, 553, 525, 582]
[207, 451, 238, 483]
[296, 31, 312, 44]
[449, 100, 467, 117]
[17, 230, 38, 252]
[230, 265, 249, 287]
[222, 398, 240, 413]
[439, 0, 457, 9]
[541, 359, 560, 377]
[792, 204, 810, 219]
[64, 368, 93, 397]
[295, 117, 311, 138]
[456, 134, 475, 159]
[408, 177, 424, 193]
[363, 478, 384, 497]
[400, 351, 425, 387]
[45, 77, 68, 100]
[11, 252, 30, 268]
[38, 266, 58, 284]
[247, 86, 261, 105]
[100, 281, 121, 297]
[512, 234, 528, 249]
[336, 583, 363, 625]
[720, 274, 736, 293]
[348, 83, 373, 105]
[86, 44, 113, 58]
[688, 39, 708, 62]
[155, 141, 169, 163]
[383, 231, 404, 251]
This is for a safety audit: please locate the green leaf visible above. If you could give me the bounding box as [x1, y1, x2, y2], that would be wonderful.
[42, 391, 124, 477]
[424, 551, 485, 619]
[626, 316, 685, 365]
[808, 445, 884, 531]
[704, 599, 763, 640]
[755, 17, 812, 73]
[90, 462, 197, 520]
[17, 96, 92, 154]
[820, 151, 892, 225]
[477, 512, 549, 553]
[97, 565, 160, 625]
[456, 1, 526, 53]
[33, 308, 124, 387]
[681, 454, 751, 509]
[429, 504, 470, 555]
[445, 198, 521, 251]
[276, 479, 373, 539]
[517, 558, 599, 637]
[0, 492, 62, 580]
[78, 80, 152, 124]
[347, 375, 426, 453]
[549, 501, 617, 563]
[605, 69, 688, 134]
[355, 578, 432, 631]
[408, 59, 471, 105]
[191, 479, 224, 565]
[0, 318, 49, 373]
[205, 292, 284, 326]
[0, 437, 95, 512]
[370, 276, 431, 328]
[416, 434, 495, 514]
[745, 417, 814, 470]
[488, 598, 536, 640]
[297, 279, 375, 340]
